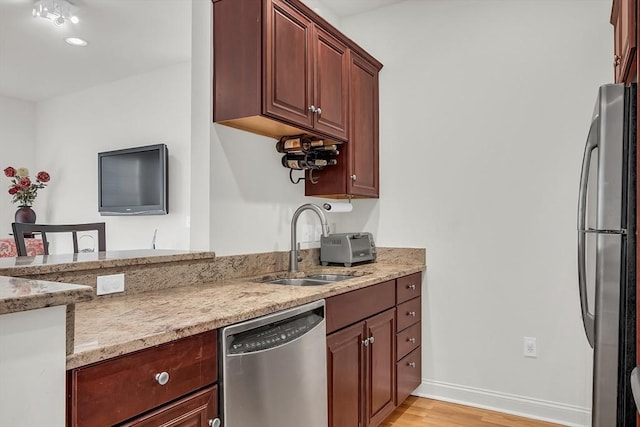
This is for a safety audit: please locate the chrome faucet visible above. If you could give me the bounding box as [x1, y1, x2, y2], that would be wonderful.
[290, 203, 330, 272]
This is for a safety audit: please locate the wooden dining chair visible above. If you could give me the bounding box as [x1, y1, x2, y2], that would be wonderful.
[11, 222, 106, 256]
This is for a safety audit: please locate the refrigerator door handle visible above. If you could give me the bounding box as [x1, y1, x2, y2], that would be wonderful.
[577, 117, 598, 348]
[631, 367, 640, 413]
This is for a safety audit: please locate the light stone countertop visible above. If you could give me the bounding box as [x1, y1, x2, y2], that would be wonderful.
[0, 275, 93, 315]
[69, 261, 425, 369]
[0, 249, 216, 277]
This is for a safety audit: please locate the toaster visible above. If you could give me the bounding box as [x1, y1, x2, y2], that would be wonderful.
[320, 232, 376, 267]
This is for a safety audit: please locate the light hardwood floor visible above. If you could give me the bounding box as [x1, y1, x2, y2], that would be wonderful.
[380, 397, 562, 427]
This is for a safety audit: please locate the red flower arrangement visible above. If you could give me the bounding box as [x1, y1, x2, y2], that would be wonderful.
[4, 166, 51, 206]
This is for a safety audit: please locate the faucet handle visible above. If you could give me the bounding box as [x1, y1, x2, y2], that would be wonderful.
[297, 243, 303, 262]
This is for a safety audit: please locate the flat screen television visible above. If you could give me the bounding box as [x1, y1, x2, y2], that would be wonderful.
[98, 144, 168, 215]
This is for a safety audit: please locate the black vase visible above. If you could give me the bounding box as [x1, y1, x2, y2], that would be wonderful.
[15, 206, 36, 224]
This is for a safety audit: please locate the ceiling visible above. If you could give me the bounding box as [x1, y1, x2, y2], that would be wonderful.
[0, 0, 403, 103]
[0, 0, 191, 102]
[319, 0, 407, 18]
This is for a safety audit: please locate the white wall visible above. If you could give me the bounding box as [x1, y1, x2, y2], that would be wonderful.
[35, 62, 192, 251]
[335, 1, 612, 425]
[0, 96, 36, 237]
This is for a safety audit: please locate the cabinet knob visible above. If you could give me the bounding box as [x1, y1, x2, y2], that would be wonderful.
[316, 107, 322, 115]
[407, 311, 416, 317]
[155, 371, 170, 386]
[362, 338, 369, 347]
[408, 361, 416, 368]
[407, 284, 416, 290]
[209, 419, 221, 427]
[351, 174, 357, 181]
[308, 105, 317, 113]
[369, 336, 375, 344]
[408, 337, 416, 343]
[614, 55, 621, 66]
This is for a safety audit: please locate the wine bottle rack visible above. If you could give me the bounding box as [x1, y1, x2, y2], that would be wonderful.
[276, 134, 342, 184]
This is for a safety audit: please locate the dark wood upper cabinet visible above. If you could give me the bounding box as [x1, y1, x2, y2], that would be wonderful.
[312, 25, 350, 140]
[213, 0, 382, 199]
[305, 52, 380, 198]
[611, 0, 636, 84]
[213, 0, 357, 142]
[265, 0, 314, 128]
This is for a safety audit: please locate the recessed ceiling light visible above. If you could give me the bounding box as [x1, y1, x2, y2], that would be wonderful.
[65, 37, 88, 47]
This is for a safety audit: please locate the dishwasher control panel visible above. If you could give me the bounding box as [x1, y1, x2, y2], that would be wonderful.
[227, 307, 323, 354]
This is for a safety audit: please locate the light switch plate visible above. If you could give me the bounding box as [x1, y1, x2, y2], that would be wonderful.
[96, 273, 125, 295]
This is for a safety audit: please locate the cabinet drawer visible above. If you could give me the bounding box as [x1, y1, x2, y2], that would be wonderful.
[70, 330, 217, 427]
[326, 280, 395, 334]
[396, 297, 421, 332]
[396, 322, 421, 361]
[396, 347, 421, 405]
[396, 273, 421, 304]
[120, 385, 217, 427]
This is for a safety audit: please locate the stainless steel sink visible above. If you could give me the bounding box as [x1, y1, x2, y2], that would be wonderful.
[263, 278, 330, 286]
[304, 274, 354, 282]
[262, 274, 355, 286]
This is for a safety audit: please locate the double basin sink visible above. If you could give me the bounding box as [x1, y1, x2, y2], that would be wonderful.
[262, 273, 355, 286]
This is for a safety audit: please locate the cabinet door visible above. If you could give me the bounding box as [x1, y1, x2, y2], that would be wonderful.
[313, 26, 349, 140]
[119, 386, 217, 427]
[327, 322, 366, 427]
[611, 0, 636, 83]
[366, 309, 396, 427]
[265, 0, 314, 128]
[349, 52, 380, 197]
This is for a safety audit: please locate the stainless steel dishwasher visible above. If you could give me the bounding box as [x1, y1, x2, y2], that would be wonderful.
[221, 299, 327, 427]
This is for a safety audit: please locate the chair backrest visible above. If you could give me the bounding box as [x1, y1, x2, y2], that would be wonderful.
[11, 222, 106, 256]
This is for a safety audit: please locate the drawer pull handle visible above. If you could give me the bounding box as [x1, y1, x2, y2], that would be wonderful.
[407, 311, 416, 317]
[408, 361, 416, 368]
[362, 338, 370, 347]
[369, 336, 375, 344]
[407, 284, 416, 290]
[209, 419, 221, 427]
[407, 337, 416, 343]
[155, 371, 170, 386]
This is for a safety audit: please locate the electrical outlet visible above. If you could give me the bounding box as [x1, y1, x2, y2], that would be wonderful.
[523, 337, 537, 358]
[97, 273, 125, 295]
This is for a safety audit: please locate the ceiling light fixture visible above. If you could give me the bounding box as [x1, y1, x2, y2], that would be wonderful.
[65, 37, 87, 47]
[32, 0, 79, 27]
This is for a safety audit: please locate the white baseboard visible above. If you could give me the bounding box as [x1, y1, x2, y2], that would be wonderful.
[414, 379, 590, 427]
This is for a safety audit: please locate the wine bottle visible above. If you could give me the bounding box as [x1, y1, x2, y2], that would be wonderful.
[313, 150, 340, 159]
[310, 144, 338, 152]
[281, 153, 337, 169]
[282, 154, 308, 170]
[276, 135, 325, 153]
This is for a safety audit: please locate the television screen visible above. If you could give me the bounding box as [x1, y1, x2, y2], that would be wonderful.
[98, 144, 168, 215]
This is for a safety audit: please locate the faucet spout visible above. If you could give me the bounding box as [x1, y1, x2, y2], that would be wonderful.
[290, 203, 330, 272]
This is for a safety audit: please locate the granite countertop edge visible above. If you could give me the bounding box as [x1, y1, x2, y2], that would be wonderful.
[0, 276, 94, 315]
[66, 263, 425, 370]
[0, 250, 216, 276]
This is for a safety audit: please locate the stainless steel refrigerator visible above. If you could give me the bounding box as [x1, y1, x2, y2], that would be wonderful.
[578, 83, 636, 427]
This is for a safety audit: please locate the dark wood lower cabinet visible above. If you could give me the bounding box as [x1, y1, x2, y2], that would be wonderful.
[326, 307, 396, 427]
[67, 330, 218, 427]
[367, 309, 397, 427]
[326, 273, 423, 427]
[397, 348, 422, 405]
[119, 386, 217, 427]
[327, 321, 367, 427]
